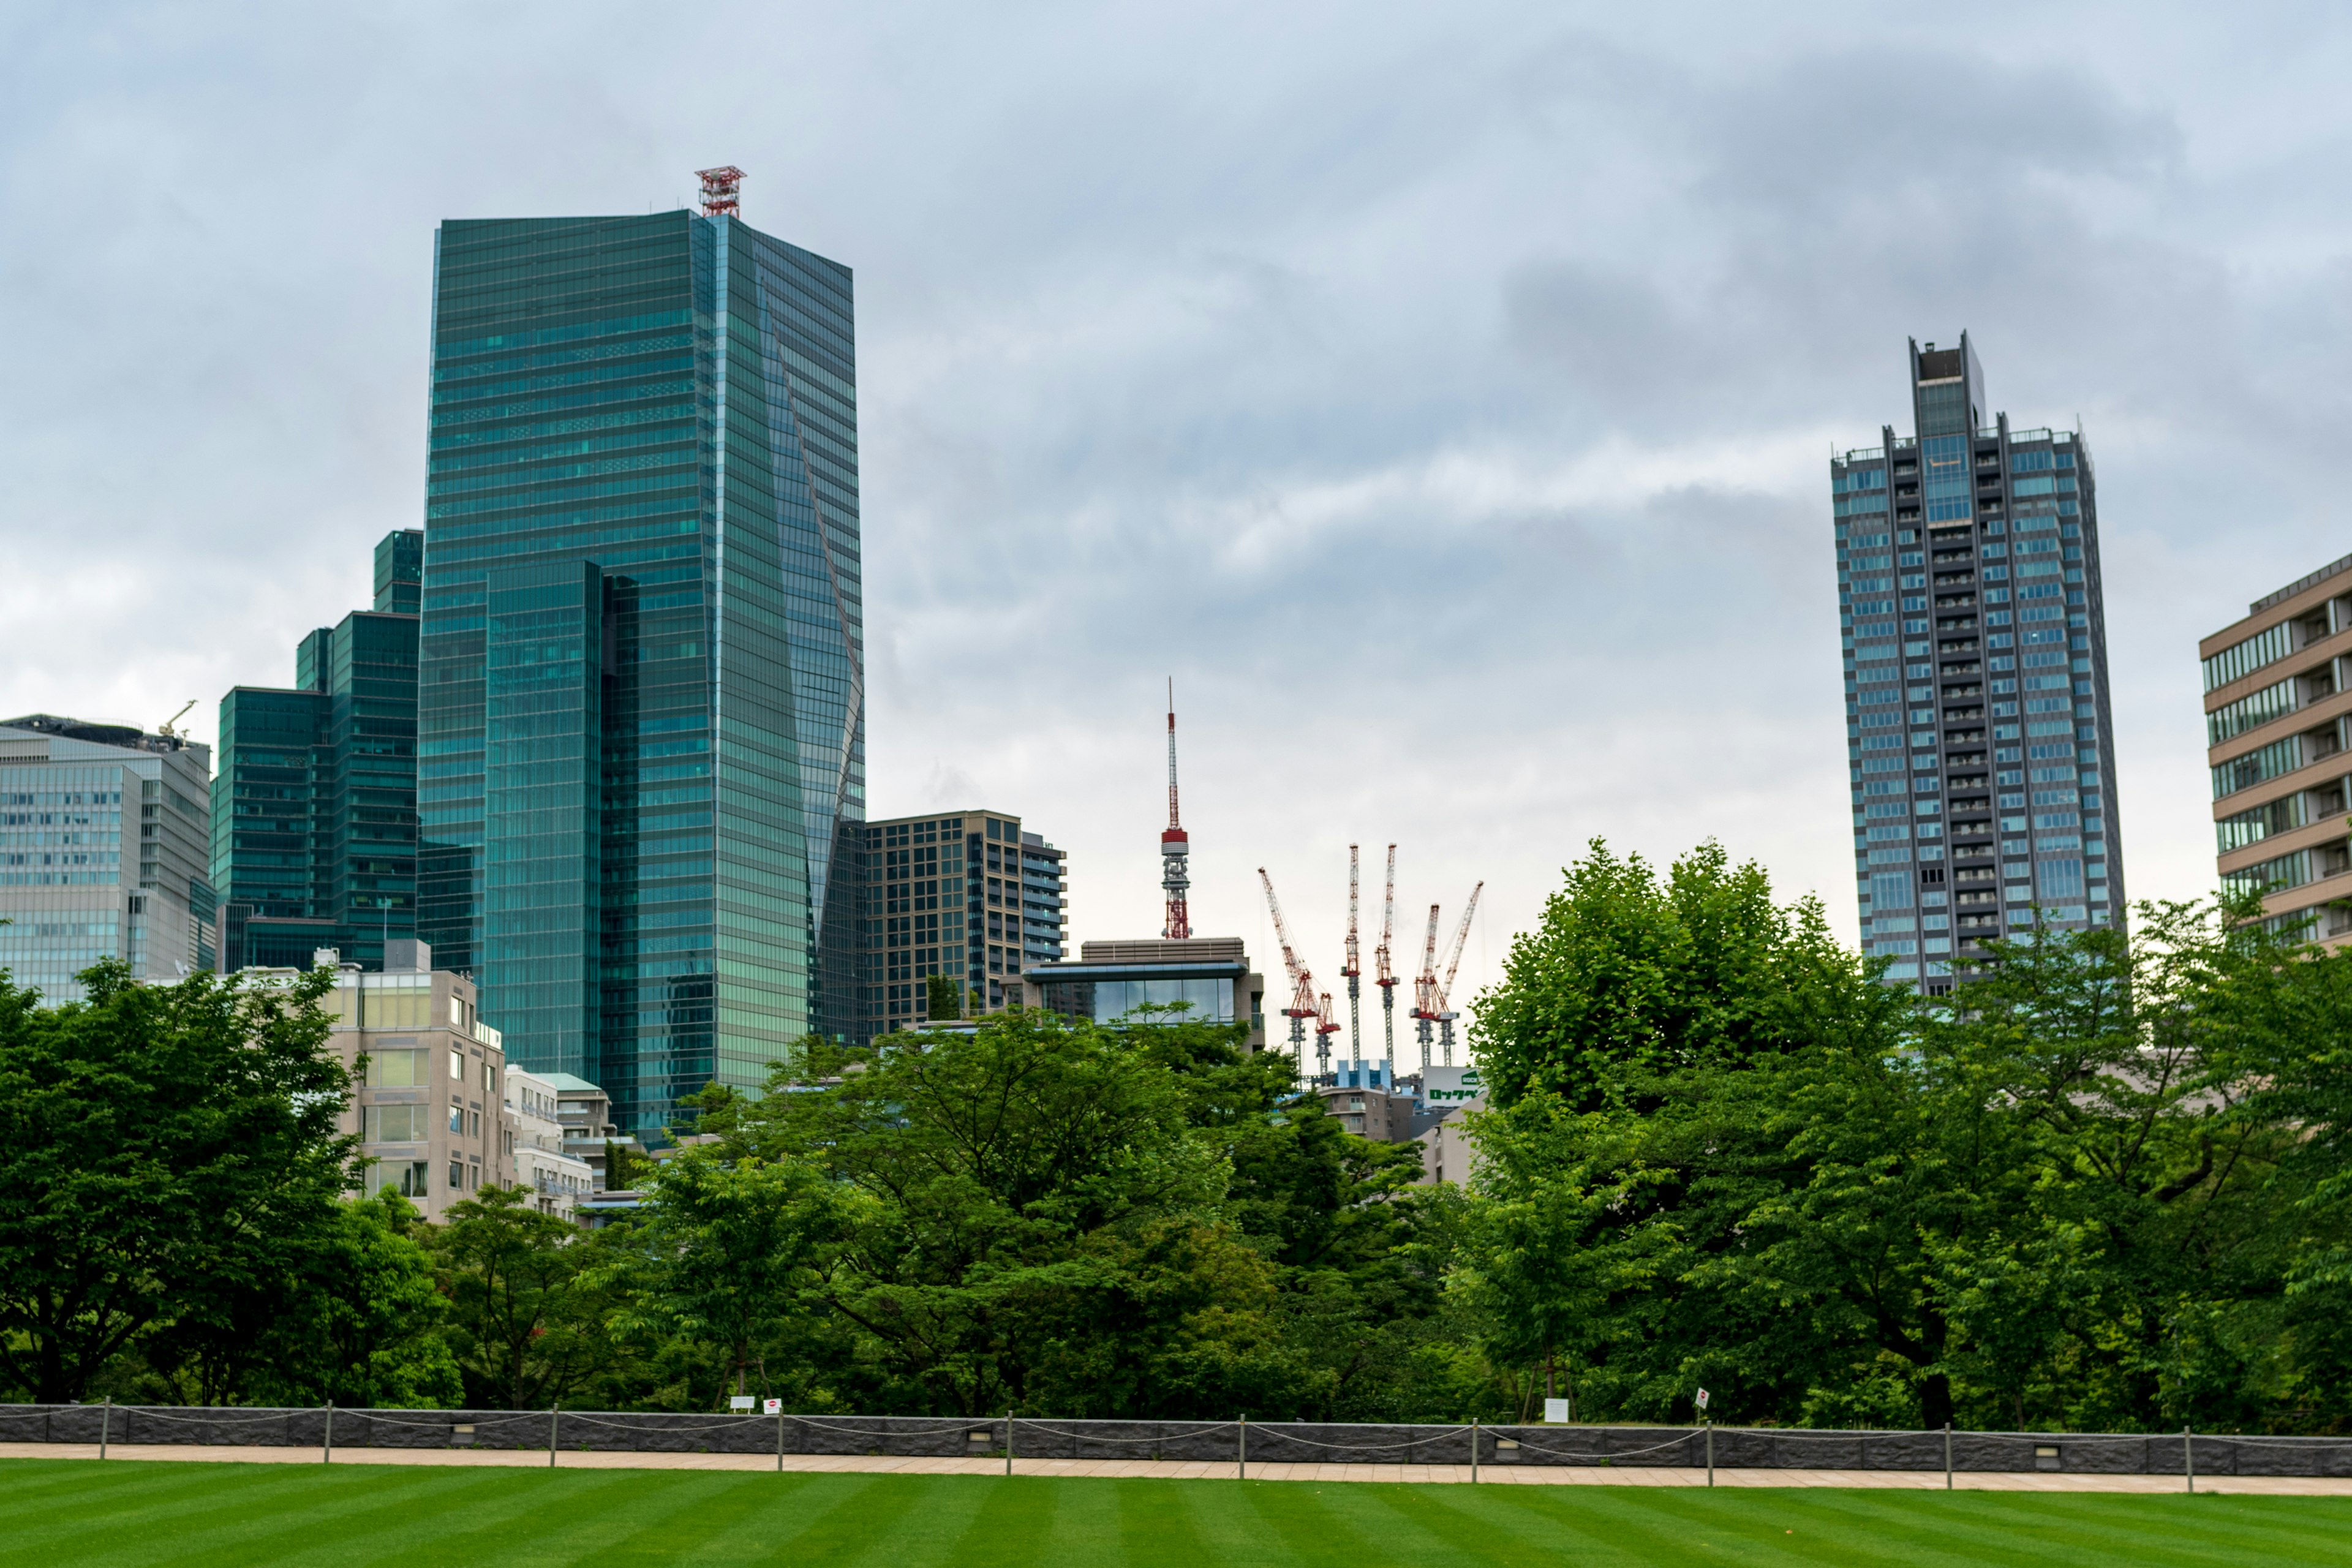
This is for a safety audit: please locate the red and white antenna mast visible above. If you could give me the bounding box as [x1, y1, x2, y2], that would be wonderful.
[1161, 680, 1191, 940]
[695, 166, 745, 218]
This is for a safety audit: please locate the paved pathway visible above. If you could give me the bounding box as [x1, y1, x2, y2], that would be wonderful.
[3, 1442, 2346, 1494]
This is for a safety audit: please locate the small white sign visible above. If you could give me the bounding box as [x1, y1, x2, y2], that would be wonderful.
[1694, 1388, 1711, 1412]
[729, 1395, 756, 1411]
[763, 1398, 783, 1415]
[1543, 1398, 1569, 1423]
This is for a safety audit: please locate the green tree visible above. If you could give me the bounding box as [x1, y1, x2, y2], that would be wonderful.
[0, 960, 355, 1403]
[924, 974, 961, 1021]
[424, 1185, 624, 1408]
[719, 1008, 1302, 1416]
[632, 1147, 864, 1399]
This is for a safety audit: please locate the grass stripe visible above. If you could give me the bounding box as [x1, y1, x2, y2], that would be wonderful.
[8, 1461, 2352, 1566]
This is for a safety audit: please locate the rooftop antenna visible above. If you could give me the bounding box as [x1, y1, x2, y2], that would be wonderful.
[1161, 680, 1191, 940]
[695, 166, 745, 219]
[156, 699, 196, 739]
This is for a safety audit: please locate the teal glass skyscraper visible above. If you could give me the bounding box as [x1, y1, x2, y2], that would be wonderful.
[417, 202, 864, 1132]
[213, 529, 422, 971]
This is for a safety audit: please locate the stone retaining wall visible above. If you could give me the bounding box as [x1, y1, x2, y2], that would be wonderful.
[0, 1406, 2342, 1476]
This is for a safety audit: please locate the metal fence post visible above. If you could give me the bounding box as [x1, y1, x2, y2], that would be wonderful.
[1470, 1419, 1479, 1484]
[1705, 1420, 1714, 1488]
[1943, 1422, 1951, 1490]
[2185, 1426, 2194, 1494]
[776, 1410, 785, 1473]
[1238, 1414, 1248, 1481]
[549, 1403, 560, 1469]
[324, 1401, 334, 1465]
[99, 1396, 110, 1461]
[1006, 1417, 1015, 1477]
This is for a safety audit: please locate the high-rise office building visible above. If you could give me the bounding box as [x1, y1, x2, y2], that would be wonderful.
[859, 810, 1065, 1038]
[0, 714, 214, 1002]
[2203, 554, 2352, 949]
[212, 529, 421, 971]
[416, 205, 864, 1130]
[1832, 334, 2125, 993]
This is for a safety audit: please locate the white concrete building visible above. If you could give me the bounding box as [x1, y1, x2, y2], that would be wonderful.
[505, 1065, 595, 1220]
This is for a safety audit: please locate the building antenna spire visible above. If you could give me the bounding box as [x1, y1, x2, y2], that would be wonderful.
[1161, 680, 1191, 939]
[695, 166, 744, 218]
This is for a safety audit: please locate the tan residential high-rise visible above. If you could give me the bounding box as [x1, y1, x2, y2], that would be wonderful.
[2203, 555, 2352, 948]
[273, 938, 516, 1219]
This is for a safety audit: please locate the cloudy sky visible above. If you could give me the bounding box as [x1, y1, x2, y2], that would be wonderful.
[6, 2, 2349, 1029]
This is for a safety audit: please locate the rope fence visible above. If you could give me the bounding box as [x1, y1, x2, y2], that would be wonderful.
[5, 1405, 2351, 1480]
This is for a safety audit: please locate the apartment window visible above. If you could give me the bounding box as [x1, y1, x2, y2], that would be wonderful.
[448, 1105, 464, 1135]
[365, 1047, 427, 1087]
[372, 1160, 429, 1199]
[450, 1048, 464, 1081]
[364, 1104, 429, 1142]
[448, 1161, 464, 1191]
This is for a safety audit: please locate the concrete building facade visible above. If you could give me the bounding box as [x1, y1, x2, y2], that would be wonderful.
[2203, 554, 2352, 948]
[505, 1064, 597, 1218]
[0, 715, 215, 1003]
[1833, 334, 2125, 994]
[860, 809, 1066, 1038]
[300, 938, 512, 1221]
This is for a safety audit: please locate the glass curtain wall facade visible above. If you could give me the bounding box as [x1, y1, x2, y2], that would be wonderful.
[417, 211, 863, 1131]
[1832, 334, 2125, 994]
[0, 716, 214, 1002]
[211, 529, 421, 971]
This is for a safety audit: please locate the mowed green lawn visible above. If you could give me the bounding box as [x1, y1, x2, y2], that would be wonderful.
[2, 1460, 2348, 1567]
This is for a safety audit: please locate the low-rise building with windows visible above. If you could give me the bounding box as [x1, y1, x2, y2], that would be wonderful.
[1025, 937, 1267, 1054]
[2204, 556, 2352, 949]
[505, 1065, 596, 1219]
[294, 937, 511, 1219]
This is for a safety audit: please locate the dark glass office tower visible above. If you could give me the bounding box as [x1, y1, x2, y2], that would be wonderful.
[1831, 334, 2125, 995]
[213, 529, 422, 970]
[416, 211, 864, 1131]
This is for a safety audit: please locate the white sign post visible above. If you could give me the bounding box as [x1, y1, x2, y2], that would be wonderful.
[763, 1398, 783, 1415]
[1542, 1398, 1569, 1423]
[730, 1395, 756, 1411]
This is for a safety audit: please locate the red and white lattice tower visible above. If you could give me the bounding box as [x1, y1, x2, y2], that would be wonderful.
[695, 166, 745, 218]
[1161, 682, 1191, 940]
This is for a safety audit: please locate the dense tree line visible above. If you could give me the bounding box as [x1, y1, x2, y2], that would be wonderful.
[5, 839, 2351, 1433]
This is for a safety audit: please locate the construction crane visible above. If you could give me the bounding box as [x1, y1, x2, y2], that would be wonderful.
[1373, 845, 1398, 1077]
[1412, 903, 1442, 1069]
[1431, 883, 1485, 1066]
[1343, 845, 1362, 1076]
[1161, 683, 1191, 940]
[155, 700, 196, 740]
[1259, 867, 1330, 1077]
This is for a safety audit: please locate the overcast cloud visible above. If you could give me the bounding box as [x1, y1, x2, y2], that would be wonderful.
[4, 1, 2350, 1020]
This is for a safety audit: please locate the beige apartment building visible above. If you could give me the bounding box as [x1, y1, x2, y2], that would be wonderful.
[2203, 554, 2352, 948]
[301, 939, 514, 1219]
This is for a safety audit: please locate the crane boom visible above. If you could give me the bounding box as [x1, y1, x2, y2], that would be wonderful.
[1258, 869, 1324, 1074]
[1435, 881, 1484, 1012]
[1343, 845, 1362, 1072]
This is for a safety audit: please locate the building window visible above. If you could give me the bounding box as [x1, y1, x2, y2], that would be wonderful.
[447, 1160, 464, 1191]
[364, 1104, 429, 1142]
